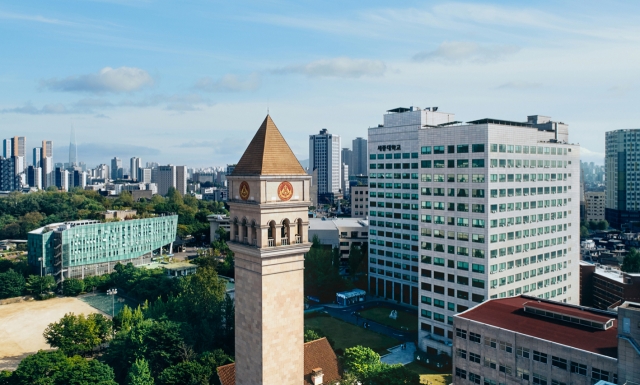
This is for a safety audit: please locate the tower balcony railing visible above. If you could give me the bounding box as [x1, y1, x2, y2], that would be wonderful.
[243, 237, 248, 244]
[252, 238, 257, 246]
[234, 235, 239, 242]
[268, 238, 275, 247]
[281, 238, 290, 246]
[295, 235, 302, 244]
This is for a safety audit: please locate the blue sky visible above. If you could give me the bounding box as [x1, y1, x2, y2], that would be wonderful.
[1, 0, 639, 168]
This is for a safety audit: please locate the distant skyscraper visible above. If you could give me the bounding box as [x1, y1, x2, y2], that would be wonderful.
[138, 168, 152, 183]
[27, 165, 42, 190]
[41, 140, 53, 188]
[341, 148, 353, 176]
[3, 137, 26, 174]
[2, 139, 11, 158]
[157, 165, 176, 196]
[69, 126, 78, 167]
[175, 165, 187, 195]
[111, 157, 122, 180]
[130, 157, 142, 182]
[351, 137, 367, 175]
[309, 129, 341, 201]
[33, 147, 42, 168]
[605, 129, 640, 228]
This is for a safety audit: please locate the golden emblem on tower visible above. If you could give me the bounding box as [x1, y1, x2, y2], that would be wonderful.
[277, 181, 293, 201]
[239, 181, 250, 200]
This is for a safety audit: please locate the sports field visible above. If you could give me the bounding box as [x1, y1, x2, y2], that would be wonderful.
[0, 297, 100, 371]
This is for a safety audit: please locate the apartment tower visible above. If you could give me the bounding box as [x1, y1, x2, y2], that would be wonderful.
[227, 115, 311, 385]
[367, 107, 580, 356]
[309, 129, 341, 203]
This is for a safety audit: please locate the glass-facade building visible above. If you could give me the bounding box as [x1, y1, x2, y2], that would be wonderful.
[28, 215, 178, 281]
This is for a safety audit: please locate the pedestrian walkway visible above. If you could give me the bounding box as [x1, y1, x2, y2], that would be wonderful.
[380, 342, 416, 365]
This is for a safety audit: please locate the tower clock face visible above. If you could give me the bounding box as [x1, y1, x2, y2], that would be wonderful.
[277, 181, 294, 201]
[239, 181, 250, 200]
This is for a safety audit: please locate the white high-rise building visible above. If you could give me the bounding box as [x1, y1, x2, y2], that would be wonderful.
[367, 107, 580, 356]
[157, 165, 176, 196]
[111, 157, 122, 180]
[130, 157, 142, 182]
[42, 140, 53, 188]
[33, 147, 42, 168]
[309, 129, 341, 202]
[175, 165, 187, 195]
[138, 168, 152, 184]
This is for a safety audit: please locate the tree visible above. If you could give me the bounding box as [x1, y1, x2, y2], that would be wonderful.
[342, 346, 419, 385]
[305, 239, 352, 302]
[126, 358, 154, 385]
[25, 275, 56, 296]
[304, 328, 322, 342]
[156, 361, 209, 385]
[343, 346, 382, 379]
[622, 248, 640, 273]
[597, 220, 609, 230]
[43, 313, 112, 356]
[62, 278, 85, 296]
[9, 350, 117, 385]
[348, 244, 364, 277]
[580, 226, 589, 238]
[0, 269, 26, 299]
[115, 305, 145, 332]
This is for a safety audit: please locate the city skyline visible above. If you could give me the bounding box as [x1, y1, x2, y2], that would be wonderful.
[2, 1, 638, 167]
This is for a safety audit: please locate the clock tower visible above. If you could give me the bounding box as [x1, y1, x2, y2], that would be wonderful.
[227, 115, 312, 385]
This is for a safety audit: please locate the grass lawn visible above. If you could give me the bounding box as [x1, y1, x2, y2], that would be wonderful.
[359, 306, 418, 332]
[404, 362, 452, 385]
[305, 315, 400, 355]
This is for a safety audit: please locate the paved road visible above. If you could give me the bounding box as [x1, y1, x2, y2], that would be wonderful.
[315, 299, 419, 343]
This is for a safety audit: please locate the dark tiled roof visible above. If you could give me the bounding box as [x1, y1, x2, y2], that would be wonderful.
[216, 337, 341, 385]
[457, 296, 618, 358]
[231, 115, 306, 176]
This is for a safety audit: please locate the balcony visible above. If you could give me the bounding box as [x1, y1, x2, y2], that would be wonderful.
[268, 238, 275, 247]
[281, 238, 290, 246]
[295, 235, 302, 244]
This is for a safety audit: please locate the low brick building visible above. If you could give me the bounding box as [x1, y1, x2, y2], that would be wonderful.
[580, 261, 640, 309]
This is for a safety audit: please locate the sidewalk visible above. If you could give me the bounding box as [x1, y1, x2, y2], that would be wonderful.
[380, 342, 416, 365]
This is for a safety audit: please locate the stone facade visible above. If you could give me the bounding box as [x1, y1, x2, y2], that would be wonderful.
[227, 116, 312, 385]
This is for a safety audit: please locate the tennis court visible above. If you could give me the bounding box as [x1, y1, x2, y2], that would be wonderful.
[79, 293, 138, 317]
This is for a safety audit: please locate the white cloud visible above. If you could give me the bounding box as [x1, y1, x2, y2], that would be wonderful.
[194, 73, 261, 92]
[40, 66, 154, 93]
[580, 147, 605, 160]
[0, 102, 69, 114]
[413, 41, 519, 63]
[497, 81, 541, 90]
[274, 57, 386, 78]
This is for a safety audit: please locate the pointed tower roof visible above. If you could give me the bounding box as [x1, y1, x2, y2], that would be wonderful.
[232, 115, 307, 176]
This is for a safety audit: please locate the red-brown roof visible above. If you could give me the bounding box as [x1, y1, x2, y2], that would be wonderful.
[457, 296, 618, 358]
[217, 363, 235, 385]
[216, 337, 341, 385]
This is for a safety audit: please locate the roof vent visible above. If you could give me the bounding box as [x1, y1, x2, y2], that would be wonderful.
[523, 301, 614, 330]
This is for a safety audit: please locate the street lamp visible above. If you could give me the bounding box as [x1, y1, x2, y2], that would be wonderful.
[107, 288, 118, 317]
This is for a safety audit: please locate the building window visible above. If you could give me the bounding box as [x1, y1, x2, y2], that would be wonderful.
[484, 337, 497, 348]
[499, 341, 513, 353]
[532, 351, 547, 364]
[499, 364, 512, 375]
[469, 352, 481, 364]
[456, 349, 467, 359]
[533, 373, 547, 385]
[469, 332, 481, 343]
[455, 367, 467, 379]
[551, 356, 567, 370]
[469, 372, 481, 385]
[516, 347, 530, 359]
[591, 368, 610, 382]
[456, 328, 467, 339]
[517, 369, 530, 381]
